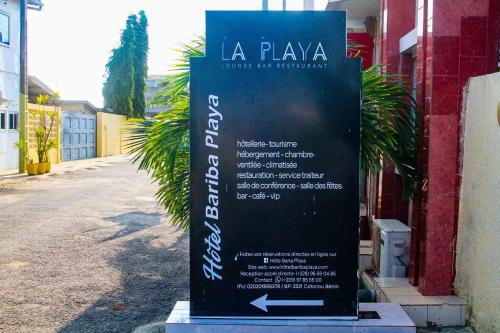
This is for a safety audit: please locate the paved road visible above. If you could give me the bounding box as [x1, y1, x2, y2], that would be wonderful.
[0, 158, 477, 333]
[0, 157, 188, 333]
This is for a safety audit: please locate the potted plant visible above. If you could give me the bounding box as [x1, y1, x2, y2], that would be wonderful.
[26, 159, 38, 175]
[34, 93, 59, 173]
[44, 139, 57, 172]
[26, 158, 38, 175]
[14, 138, 38, 175]
[35, 127, 47, 173]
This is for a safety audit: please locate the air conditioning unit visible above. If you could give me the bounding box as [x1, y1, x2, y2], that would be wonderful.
[373, 219, 411, 278]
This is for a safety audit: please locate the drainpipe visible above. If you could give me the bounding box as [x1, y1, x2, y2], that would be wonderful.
[19, 0, 27, 173]
[19, 1, 43, 173]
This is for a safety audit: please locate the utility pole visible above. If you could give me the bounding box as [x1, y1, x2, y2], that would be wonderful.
[19, 0, 27, 173]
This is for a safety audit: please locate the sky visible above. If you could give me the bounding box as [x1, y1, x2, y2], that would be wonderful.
[28, 0, 329, 107]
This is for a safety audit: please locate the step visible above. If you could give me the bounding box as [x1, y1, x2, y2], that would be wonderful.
[166, 301, 416, 333]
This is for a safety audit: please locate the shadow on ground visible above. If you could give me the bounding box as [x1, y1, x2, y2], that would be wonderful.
[57, 233, 189, 333]
[100, 212, 163, 242]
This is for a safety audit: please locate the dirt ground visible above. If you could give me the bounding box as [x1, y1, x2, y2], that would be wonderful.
[0, 157, 189, 333]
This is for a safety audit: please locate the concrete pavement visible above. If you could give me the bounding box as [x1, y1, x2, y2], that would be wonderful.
[0, 156, 188, 333]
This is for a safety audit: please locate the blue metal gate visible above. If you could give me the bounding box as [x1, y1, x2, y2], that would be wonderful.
[61, 112, 96, 161]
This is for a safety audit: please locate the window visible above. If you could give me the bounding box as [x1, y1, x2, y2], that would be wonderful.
[8, 112, 18, 130]
[265, 0, 304, 10]
[0, 112, 5, 129]
[0, 11, 9, 46]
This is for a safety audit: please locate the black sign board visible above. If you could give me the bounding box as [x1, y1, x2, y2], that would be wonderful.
[190, 11, 360, 318]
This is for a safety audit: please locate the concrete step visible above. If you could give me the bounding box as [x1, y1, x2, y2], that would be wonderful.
[361, 272, 467, 328]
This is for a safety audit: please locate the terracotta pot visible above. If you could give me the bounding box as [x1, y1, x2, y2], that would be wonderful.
[44, 162, 51, 173]
[37, 162, 46, 174]
[26, 163, 38, 176]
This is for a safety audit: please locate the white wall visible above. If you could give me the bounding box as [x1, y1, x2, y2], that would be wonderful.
[0, 0, 20, 171]
[455, 72, 500, 333]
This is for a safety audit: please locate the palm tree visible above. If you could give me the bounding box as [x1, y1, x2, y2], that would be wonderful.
[127, 37, 420, 231]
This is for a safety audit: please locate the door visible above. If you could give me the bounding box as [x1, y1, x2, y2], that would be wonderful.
[61, 112, 96, 161]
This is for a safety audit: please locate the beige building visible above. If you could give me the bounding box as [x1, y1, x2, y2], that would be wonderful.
[455, 72, 500, 333]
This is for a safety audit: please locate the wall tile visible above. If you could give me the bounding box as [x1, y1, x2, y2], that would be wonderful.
[460, 16, 488, 56]
[459, 56, 488, 88]
[431, 76, 459, 115]
[433, 36, 460, 75]
[420, 114, 458, 295]
[433, 0, 461, 36]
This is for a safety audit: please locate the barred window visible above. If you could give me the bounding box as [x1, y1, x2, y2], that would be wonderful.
[8, 112, 18, 130]
[0, 112, 5, 129]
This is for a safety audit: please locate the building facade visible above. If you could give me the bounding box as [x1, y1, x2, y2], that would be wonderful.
[376, 0, 499, 297]
[0, 0, 21, 171]
[0, 0, 43, 171]
[145, 75, 168, 117]
[327, 0, 500, 326]
[455, 72, 500, 332]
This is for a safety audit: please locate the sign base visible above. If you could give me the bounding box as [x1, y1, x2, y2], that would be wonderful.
[166, 301, 415, 333]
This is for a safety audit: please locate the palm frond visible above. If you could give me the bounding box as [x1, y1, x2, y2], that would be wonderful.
[361, 65, 421, 199]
